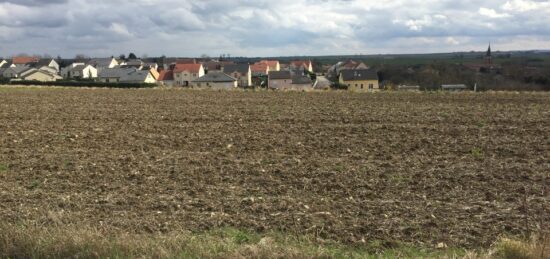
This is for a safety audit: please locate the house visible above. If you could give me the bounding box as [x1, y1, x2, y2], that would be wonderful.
[61, 63, 98, 79]
[121, 59, 144, 69]
[268, 71, 292, 90]
[2, 66, 34, 79]
[98, 68, 156, 84]
[192, 72, 237, 89]
[257, 60, 280, 71]
[222, 64, 251, 87]
[290, 74, 313, 91]
[251, 63, 269, 76]
[251, 63, 269, 87]
[327, 60, 369, 81]
[21, 69, 62, 82]
[12, 56, 40, 65]
[204, 60, 234, 73]
[173, 63, 204, 86]
[88, 58, 119, 72]
[0, 60, 15, 77]
[0, 59, 7, 67]
[290, 60, 313, 73]
[32, 59, 60, 72]
[143, 62, 159, 71]
[147, 67, 160, 80]
[157, 70, 174, 87]
[339, 69, 379, 91]
[441, 84, 469, 91]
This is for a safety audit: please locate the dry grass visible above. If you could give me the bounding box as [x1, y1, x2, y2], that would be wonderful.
[0, 223, 470, 259]
[490, 235, 550, 259]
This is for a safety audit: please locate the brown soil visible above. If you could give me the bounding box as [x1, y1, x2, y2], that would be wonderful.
[0, 88, 548, 248]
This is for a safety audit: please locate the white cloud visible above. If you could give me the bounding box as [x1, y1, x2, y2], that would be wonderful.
[0, 0, 549, 57]
[446, 37, 460, 45]
[502, 0, 550, 12]
[108, 23, 133, 37]
[479, 7, 511, 18]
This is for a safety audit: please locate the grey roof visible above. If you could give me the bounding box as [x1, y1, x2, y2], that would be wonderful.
[340, 69, 378, 81]
[268, 70, 291, 80]
[292, 75, 312, 85]
[123, 70, 150, 83]
[222, 64, 250, 74]
[11, 66, 32, 74]
[71, 65, 87, 72]
[88, 58, 115, 67]
[98, 68, 151, 83]
[23, 69, 60, 78]
[35, 59, 56, 67]
[193, 72, 236, 83]
[125, 59, 144, 66]
[98, 68, 132, 78]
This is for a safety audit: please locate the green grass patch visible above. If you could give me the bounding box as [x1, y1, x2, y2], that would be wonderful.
[0, 164, 7, 172]
[470, 147, 484, 159]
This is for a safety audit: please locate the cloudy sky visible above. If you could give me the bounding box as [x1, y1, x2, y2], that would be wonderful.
[1, 0, 549, 58]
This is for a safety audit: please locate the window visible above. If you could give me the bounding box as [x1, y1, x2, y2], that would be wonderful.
[369, 84, 374, 89]
[361, 84, 364, 89]
[355, 84, 358, 87]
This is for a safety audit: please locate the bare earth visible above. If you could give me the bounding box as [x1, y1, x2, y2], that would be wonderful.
[0, 88, 548, 248]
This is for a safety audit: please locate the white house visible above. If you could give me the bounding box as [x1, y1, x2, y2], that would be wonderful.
[33, 59, 60, 72]
[98, 68, 156, 84]
[88, 58, 119, 73]
[192, 72, 237, 89]
[61, 63, 98, 79]
[173, 63, 204, 86]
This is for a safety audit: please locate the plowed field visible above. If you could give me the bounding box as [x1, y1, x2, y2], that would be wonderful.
[0, 88, 548, 248]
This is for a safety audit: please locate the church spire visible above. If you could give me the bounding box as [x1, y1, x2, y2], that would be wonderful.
[485, 42, 492, 66]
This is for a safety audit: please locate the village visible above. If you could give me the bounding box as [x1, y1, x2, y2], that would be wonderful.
[0, 45, 520, 92]
[0, 55, 387, 91]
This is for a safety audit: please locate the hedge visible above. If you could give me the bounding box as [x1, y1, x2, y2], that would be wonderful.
[5, 80, 156, 89]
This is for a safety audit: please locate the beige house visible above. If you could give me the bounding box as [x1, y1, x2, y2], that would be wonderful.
[339, 69, 379, 91]
[290, 60, 313, 73]
[173, 63, 204, 86]
[222, 64, 251, 87]
[192, 72, 238, 89]
[21, 70, 62, 82]
[268, 71, 292, 90]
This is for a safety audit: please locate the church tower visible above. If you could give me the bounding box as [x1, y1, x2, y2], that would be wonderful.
[485, 43, 492, 66]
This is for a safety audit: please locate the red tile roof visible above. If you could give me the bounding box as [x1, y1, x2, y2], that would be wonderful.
[12, 56, 39, 64]
[260, 60, 278, 66]
[158, 70, 174, 81]
[174, 63, 202, 73]
[251, 63, 269, 73]
[291, 60, 311, 67]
